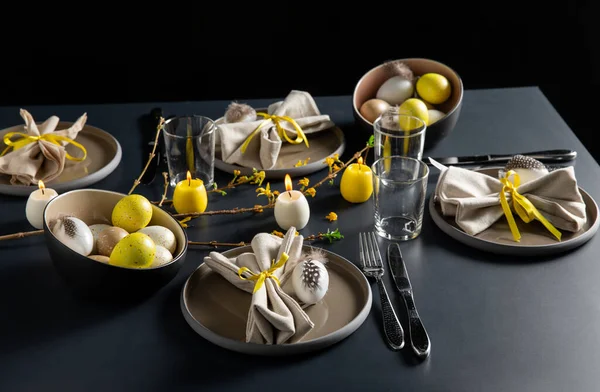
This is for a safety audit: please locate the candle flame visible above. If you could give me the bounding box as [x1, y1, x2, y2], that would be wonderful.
[284, 174, 292, 191]
[358, 157, 363, 165]
[186, 171, 192, 181]
[38, 180, 45, 190]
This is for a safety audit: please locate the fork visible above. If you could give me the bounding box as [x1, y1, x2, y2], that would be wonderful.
[359, 232, 405, 351]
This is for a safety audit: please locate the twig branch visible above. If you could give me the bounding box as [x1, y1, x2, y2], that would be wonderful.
[172, 203, 274, 218]
[128, 117, 165, 195]
[0, 229, 43, 241]
[188, 240, 247, 248]
[310, 145, 372, 190]
[158, 172, 169, 207]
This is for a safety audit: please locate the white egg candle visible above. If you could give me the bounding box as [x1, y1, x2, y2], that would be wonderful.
[26, 180, 58, 229]
[274, 174, 310, 230]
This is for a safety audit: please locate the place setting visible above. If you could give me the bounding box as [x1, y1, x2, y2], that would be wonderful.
[1, 57, 599, 366]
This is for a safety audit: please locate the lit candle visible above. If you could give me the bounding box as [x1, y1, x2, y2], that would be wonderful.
[274, 174, 310, 230]
[26, 180, 58, 229]
[173, 171, 208, 214]
[340, 157, 373, 203]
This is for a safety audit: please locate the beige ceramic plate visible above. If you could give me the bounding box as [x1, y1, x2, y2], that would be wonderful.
[0, 121, 122, 196]
[429, 168, 600, 256]
[181, 246, 372, 356]
[214, 113, 345, 179]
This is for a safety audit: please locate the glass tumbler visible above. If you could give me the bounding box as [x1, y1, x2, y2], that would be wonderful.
[371, 155, 429, 241]
[373, 108, 426, 162]
[162, 115, 216, 187]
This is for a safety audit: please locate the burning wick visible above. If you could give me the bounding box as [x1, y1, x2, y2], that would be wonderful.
[284, 174, 293, 197]
[38, 180, 45, 195]
[186, 170, 191, 186]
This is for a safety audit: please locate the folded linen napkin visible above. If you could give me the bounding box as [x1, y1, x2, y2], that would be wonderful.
[203, 227, 315, 344]
[434, 164, 587, 239]
[218, 90, 335, 170]
[0, 109, 88, 185]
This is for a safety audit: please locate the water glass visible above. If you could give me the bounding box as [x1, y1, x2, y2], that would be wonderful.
[162, 116, 216, 187]
[371, 156, 429, 241]
[373, 108, 426, 161]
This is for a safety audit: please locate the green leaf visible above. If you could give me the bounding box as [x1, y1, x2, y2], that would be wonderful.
[212, 183, 218, 189]
[366, 135, 374, 148]
[323, 228, 344, 243]
[220, 191, 227, 196]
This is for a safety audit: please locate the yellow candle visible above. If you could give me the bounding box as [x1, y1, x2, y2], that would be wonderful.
[340, 157, 373, 203]
[173, 171, 208, 214]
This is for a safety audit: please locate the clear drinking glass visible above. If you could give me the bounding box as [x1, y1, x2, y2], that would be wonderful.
[373, 108, 426, 161]
[372, 155, 429, 241]
[162, 116, 216, 187]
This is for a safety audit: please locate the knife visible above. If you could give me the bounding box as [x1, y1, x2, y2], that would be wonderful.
[427, 149, 576, 166]
[387, 243, 431, 358]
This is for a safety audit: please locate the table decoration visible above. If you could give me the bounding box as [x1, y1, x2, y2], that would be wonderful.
[25, 180, 58, 229]
[172, 171, 208, 214]
[274, 174, 310, 230]
[0, 109, 88, 186]
[340, 156, 373, 203]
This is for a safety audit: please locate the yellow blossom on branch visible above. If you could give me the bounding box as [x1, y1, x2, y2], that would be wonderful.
[254, 204, 264, 213]
[305, 187, 316, 197]
[298, 177, 309, 191]
[271, 230, 284, 238]
[325, 212, 338, 221]
[294, 157, 310, 167]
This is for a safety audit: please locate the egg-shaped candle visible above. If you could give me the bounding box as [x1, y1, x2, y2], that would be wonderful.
[173, 171, 208, 214]
[340, 157, 373, 203]
[274, 174, 310, 230]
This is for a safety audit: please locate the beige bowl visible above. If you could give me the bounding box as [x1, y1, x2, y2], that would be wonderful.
[353, 58, 464, 150]
[43, 189, 188, 300]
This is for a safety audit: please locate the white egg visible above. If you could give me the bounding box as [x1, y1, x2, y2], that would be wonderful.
[138, 225, 177, 254]
[376, 76, 414, 105]
[51, 217, 94, 256]
[427, 109, 446, 124]
[513, 168, 549, 184]
[291, 259, 329, 305]
[88, 224, 111, 254]
[150, 245, 173, 268]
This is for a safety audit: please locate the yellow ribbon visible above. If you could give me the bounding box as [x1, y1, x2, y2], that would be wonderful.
[499, 170, 562, 242]
[237, 252, 289, 294]
[240, 112, 309, 154]
[1, 132, 87, 161]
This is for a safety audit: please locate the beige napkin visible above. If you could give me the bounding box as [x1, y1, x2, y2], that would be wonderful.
[218, 90, 335, 170]
[434, 165, 587, 236]
[203, 227, 315, 344]
[0, 109, 88, 185]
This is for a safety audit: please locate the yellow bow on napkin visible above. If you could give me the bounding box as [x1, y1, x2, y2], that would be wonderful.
[1, 131, 87, 162]
[240, 112, 309, 154]
[238, 252, 289, 293]
[500, 170, 562, 242]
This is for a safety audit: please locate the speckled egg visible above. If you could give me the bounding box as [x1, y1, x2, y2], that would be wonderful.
[109, 232, 156, 269]
[88, 255, 110, 264]
[150, 245, 173, 268]
[291, 259, 329, 305]
[88, 224, 111, 254]
[97, 226, 129, 257]
[138, 226, 177, 254]
[111, 194, 153, 233]
[51, 216, 94, 256]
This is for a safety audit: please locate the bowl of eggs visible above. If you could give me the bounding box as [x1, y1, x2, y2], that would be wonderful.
[353, 58, 463, 150]
[43, 189, 188, 300]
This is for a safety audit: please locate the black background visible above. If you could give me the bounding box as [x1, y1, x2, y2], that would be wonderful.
[1, 2, 598, 160]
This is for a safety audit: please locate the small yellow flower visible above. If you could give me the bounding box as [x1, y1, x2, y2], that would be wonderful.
[178, 217, 192, 228]
[333, 153, 340, 161]
[271, 230, 284, 238]
[332, 164, 341, 172]
[256, 182, 272, 198]
[253, 170, 266, 185]
[298, 178, 310, 188]
[238, 175, 249, 182]
[305, 187, 316, 197]
[324, 157, 335, 167]
[233, 169, 241, 176]
[272, 190, 280, 197]
[326, 212, 338, 222]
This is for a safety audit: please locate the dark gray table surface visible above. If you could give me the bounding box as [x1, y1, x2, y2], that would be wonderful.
[1, 87, 599, 392]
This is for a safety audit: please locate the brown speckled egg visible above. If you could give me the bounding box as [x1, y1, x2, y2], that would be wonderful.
[150, 245, 174, 268]
[88, 224, 111, 254]
[88, 255, 110, 264]
[97, 226, 129, 257]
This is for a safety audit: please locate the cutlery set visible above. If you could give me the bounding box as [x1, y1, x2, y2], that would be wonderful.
[359, 232, 431, 359]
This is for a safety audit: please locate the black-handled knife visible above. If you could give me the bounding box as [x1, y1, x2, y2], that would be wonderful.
[387, 243, 431, 359]
[428, 149, 576, 166]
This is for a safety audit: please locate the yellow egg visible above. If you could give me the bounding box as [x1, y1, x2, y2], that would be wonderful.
[109, 233, 156, 268]
[416, 73, 451, 104]
[111, 194, 153, 233]
[398, 98, 429, 129]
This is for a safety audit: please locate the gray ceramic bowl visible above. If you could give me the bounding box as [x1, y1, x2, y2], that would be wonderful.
[43, 189, 188, 300]
[353, 58, 464, 150]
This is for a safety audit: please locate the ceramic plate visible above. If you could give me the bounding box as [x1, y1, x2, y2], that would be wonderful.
[0, 121, 122, 196]
[429, 168, 600, 256]
[181, 245, 372, 356]
[214, 113, 345, 179]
